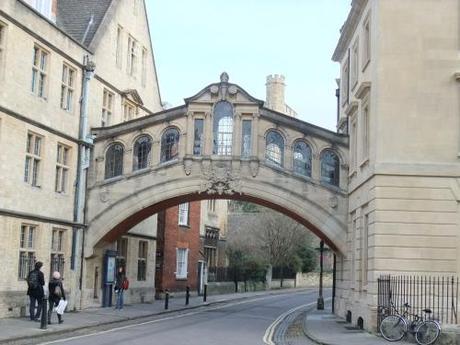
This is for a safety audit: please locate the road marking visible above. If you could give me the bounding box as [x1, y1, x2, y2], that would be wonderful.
[262, 298, 332, 345]
[38, 290, 315, 345]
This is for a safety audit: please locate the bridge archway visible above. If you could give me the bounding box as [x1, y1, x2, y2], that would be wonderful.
[86, 72, 349, 257]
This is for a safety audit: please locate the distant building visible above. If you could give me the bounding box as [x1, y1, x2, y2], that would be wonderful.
[265, 74, 297, 117]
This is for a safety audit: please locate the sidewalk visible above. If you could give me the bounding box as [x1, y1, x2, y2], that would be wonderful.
[303, 309, 410, 345]
[0, 288, 309, 344]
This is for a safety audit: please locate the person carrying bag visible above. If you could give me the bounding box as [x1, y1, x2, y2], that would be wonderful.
[48, 271, 66, 324]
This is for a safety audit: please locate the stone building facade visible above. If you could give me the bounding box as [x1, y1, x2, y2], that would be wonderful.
[0, 0, 162, 316]
[333, 0, 460, 330]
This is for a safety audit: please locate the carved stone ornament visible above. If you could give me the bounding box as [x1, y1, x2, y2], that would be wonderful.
[183, 157, 193, 176]
[329, 196, 338, 209]
[249, 160, 259, 178]
[200, 161, 241, 195]
[99, 188, 110, 203]
[228, 85, 237, 95]
[210, 85, 219, 95]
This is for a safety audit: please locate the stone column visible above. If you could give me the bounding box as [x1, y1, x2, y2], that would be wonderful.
[252, 113, 260, 158]
[204, 111, 212, 155]
[233, 112, 242, 156]
[185, 111, 194, 155]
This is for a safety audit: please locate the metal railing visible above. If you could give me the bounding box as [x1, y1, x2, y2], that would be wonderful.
[378, 275, 459, 329]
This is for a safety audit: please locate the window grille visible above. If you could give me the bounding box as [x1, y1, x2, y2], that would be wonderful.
[160, 128, 179, 162]
[55, 143, 69, 193]
[60, 64, 75, 111]
[176, 248, 188, 279]
[137, 241, 148, 281]
[241, 120, 252, 157]
[213, 101, 233, 155]
[193, 119, 204, 155]
[293, 141, 312, 177]
[31, 45, 48, 98]
[105, 143, 124, 179]
[321, 150, 340, 187]
[18, 224, 36, 279]
[178, 203, 189, 226]
[265, 130, 284, 166]
[133, 136, 152, 171]
[24, 132, 42, 186]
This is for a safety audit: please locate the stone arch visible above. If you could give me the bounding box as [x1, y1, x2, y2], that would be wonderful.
[85, 173, 347, 258]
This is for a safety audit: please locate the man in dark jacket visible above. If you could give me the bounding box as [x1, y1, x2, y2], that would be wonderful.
[27, 261, 45, 321]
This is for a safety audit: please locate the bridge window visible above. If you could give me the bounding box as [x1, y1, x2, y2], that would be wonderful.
[213, 101, 233, 155]
[161, 127, 180, 162]
[265, 130, 284, 166]
[241, 120, 252, 157]
[193, 119, 204, 155]
[293, 141, 312, 177]
[105, 143, 124, 179]
[321, 150, 340, 187]
[133, 136, 152, 171]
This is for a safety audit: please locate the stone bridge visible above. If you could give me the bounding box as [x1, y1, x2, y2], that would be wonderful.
[85, 73, 349, 257]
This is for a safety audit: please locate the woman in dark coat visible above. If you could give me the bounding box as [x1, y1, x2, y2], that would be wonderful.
[48, 271, 66, 324]
[114, 267, 126, 310]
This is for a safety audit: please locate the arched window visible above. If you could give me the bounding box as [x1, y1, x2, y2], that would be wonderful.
[265, 130, 284, 166]
[105, 143, 124, 179]
[133, 135, 152, 171]
[293, 141, 312, 177]
[213, 101, 233, 155]
[321, 150, 340, 187]
[161, 127, 180, 162]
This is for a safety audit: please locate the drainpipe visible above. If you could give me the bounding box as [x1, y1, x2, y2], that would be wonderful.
[72, 55, 95, 303]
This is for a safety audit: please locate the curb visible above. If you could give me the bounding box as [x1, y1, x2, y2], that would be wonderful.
[302, 301, 333, 345]
[1, 288, 314, 345]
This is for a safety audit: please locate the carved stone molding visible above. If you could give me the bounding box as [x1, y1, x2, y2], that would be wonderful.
[200, 160, 241, 195]
[99, 188, 110, 203]
[249, 159, 259, 178]
[329, 196, 338, 209]
[183, 157, 193, 176]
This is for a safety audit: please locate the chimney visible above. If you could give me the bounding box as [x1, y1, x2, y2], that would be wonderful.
[266, 74, 286, 114]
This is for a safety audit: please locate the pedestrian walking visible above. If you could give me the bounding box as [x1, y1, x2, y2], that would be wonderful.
[114, 267, 128, 310]
[27, 261, 45, 321]
[48, 271, 66, 324]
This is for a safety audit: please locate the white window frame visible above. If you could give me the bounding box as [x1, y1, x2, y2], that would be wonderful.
[360, 95, 370, 165]
[19, 224, 36, 280]
[362, 13, 371, 71]
[24, 132, 43, 187]
[127, 35, 138, 77]
[60, 63, 75, 112]
[123, 100, 136, 121]
[175, 248, 188, 279]
[31, 45, 48, 99]
[116, 25, 123, 69]
[178, 202, 189, 226]
[50, 228, 65, 278]
[137, 240, 148, 281]
[141, 47, 147, 87]
[102, 89, 114, 126]
[55, 143, 70, 193]
[350, 38, 359, 90]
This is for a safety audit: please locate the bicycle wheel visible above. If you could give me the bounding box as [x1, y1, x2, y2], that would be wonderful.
[380, 315, 407, 342]
[415, 320, 441, 345]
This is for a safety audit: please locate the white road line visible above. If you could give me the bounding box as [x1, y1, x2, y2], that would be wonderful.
[38, 291, 314, 345]
[262, 297, 332, 345]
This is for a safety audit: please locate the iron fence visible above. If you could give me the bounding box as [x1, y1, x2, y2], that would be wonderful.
[377, 275, 459, 330]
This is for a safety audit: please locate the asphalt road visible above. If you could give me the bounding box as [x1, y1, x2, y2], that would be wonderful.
[40, 289, 325, 345]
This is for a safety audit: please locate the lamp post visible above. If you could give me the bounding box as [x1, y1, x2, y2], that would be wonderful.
[317, 240, 325, 310]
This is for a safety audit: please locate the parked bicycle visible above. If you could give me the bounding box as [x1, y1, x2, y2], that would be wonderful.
[380, 302, 441, 345]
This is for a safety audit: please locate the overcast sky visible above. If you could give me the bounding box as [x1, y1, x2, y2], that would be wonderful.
[146, 1, 350, 131]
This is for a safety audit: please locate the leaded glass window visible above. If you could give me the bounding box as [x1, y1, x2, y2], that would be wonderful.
[161, 127, 179, 162]
[133, 135, 152, 171]
[321, 150, 340, 187]
[105, 143, 124, 179]
[193, 119, 204, 155]
[213, 101, 233, 155]
[265, 130, 284, 166]
[293, 141, 312, 177]
[241, 120, 252, 157]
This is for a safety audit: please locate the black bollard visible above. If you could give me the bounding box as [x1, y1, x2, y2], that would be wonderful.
[40, 296, 47, 330]
[185, 286, 190, 306]
[203, 284, 207, 302]
[164, 290, 169, 310]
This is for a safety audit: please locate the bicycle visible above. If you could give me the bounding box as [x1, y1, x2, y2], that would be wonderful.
[379, 302, 441, 345]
